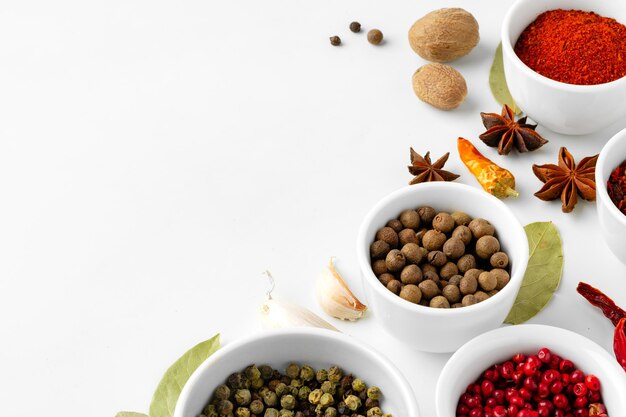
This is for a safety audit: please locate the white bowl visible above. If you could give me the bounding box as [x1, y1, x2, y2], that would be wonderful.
[436, 324, 626, 417]
[174, 328, 420, 417]
[501, 0, 626, 135]
[597, 127, 626, 264]
[356, 183, 528, 353]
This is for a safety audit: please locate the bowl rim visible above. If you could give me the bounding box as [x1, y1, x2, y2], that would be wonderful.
[174, 327, 420, 417]
[435, 324, 626, 415]
[596, 127, 626, 227]
[356, 182, 529, 317]
[501, 0, 626, 92]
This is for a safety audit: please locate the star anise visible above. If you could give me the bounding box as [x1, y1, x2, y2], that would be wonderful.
[479, 104, 548, 155]
[532, 147, 598, 213]
[408, 148, 460, 185]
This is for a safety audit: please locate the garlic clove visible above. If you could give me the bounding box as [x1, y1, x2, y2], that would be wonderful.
[316, 258, 367, 321]
[260, 298, 338, 331]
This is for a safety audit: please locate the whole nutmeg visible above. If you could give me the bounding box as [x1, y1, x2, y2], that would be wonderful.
[478, 271, 497, 291]
[386, 219, 403, 233]
[378, 273, 395, 287]
[468, 218, 495, 239]
[408, 8, 479, 62]
[427, 250, 447, 267]
[412, 63, 467, 110]
[440, 261, 459, 279]
[460, 273, 478, 295]
[386, 279, 402, 294]
[385, 249, 406, 272]
[452, 225, 473, 245]
[422, 229, 446, 251]
[430, 295, 450, 308]
[376, 226, 399, 248]
[462, 294, 477, 306]
[457, 254, 476, 273]
[401, 243, 423, 264]
[490, 252, 509, 268]
[371, 259, 388, 276]
[370, 240, 391, 259]
[399, 209, 421, 229]
[367, 29, 384, 45]
[451, 211, 472, 226]
[418, 279, 440, 300]
[443, 237, 465, 259]
[475, 235, 501, 259]
[400, 264, 423, 285]
[492, 268, 510, 290]
[442, 284, 461, 303]
[432, 212, 455, 233]
[399, 284, 422, 304]
[399, 228, 419, 246]
[417, 206, 436, 225]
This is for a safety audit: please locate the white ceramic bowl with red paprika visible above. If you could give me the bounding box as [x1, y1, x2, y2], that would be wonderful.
[356, 183, 528, 353]
[436, 324, 626, 417]
[596, 127, 626, 264]
[174, 328, 420, 417]
[501, 0, 626, 135]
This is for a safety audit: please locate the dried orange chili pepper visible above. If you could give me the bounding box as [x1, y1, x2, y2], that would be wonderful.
[457, 137, 519, 198]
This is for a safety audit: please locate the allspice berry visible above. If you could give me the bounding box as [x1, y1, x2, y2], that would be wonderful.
[376, 227, 399, 248]
[422, 229, 446, 251]
[401, 243, 423, 264]
[386, 219, 403, 233]
[451, 211, 472, 226]
[412, 63, 467, 110]
[417, 206, 436, 225]
[386, 279, 402, 294]
[385, 249, 406, 272]
[371, 259, 388, 276]
[468, 218, 495, 239]
[378, 273, 395, 287]
[492, 268, 510, 290]
[448, 274, 462, 286]
[490, 252, 509, 268]
[398, 228, 419, 246]
[329, 36, 341, 46]
[408, 8, 479, 62]
[430, 295, 450, 308]
[474, 291, 489, 302]
[423, 269, 440, 283]
[478, 271, 497, 291]
[462, 294, 477, 306]
[367, 29, 383, 45]
[400, 264, 423, 284]
[475, 235, 500, 259]
[370, 240, 391, 259]
[428, 250, 447, 267]
[443, 237, 465, 259]
[399, 284, 422, 304]
[452, 225, 472, 245]
[457, 254, 476, 273]
[418, 279, 439, 299]
[442, 284, 461, 303]
[460, 273, 478, 295]
[440, 262, 459, 279]
[399, 209, 421, 229]
[432, 212, 455, 233]
[349, 21, 361, 33]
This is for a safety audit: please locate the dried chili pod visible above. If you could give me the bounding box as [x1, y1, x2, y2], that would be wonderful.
[614, 318, 626, 372]
[577, 282, 626, 326]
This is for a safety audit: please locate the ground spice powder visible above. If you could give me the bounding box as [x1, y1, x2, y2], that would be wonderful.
[608, 160, 626, 215]
[515, 9, 626, 85]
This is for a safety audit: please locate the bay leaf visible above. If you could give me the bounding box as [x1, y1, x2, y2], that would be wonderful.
[489, 43, 522, 115]
[116, 413, 149, 417]
[504, 222, 563, 325]
[150, 334, 221, 417]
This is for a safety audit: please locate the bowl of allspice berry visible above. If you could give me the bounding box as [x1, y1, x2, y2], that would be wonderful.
[357, 182, 529, 353]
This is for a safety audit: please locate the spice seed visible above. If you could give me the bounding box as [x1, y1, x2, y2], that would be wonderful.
[329, 36, 341, 46]
[349, 21, 361, 33]
[367, 29, 383, 45]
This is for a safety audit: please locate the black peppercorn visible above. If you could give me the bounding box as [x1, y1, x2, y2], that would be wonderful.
[329, 36, 341, 46]
[349, 21, 361, 33]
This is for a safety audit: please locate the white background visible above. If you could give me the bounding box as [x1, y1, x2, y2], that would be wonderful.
[1, 1, 626, 416]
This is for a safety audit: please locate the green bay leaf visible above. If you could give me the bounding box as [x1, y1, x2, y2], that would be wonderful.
[504, 222, 563, 325]
[150, 334, 221, 417]
[489, 43, 522, 115]
[116, 413, 149, 417]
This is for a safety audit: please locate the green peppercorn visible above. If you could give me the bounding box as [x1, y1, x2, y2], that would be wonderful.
[264, 408, 279, 417]
[275, 383, 287, 397]
[227, 373, 249, 390]
[285, 363, 300, 379]
[290, 379, 303, 388]
[320, 393, 334, 407]
[297, 386, 311, 400]
[203, 404, 219, 417]
[245, 365, 261, 381]
[262, 390, 278, 407]
[259, 365, 274, 380]
[215, 384, 231, 400]
[324, 407, 338, 417]
[316, 368, 328, 382]
[287, 385, 298, 396]
[250, 399, 264, 415]
[236, 407, 251, 417]
[308, 388, 323, 404]
[365, 398, 379, 409]
[321, 380, 336, 394]
[251, 377, 264, 390]
[235, 389, 252, 405]
[351, 378, 366, 392]
[367, 407, 383, 417]
[344, 395, 361, 411]
[279, 410, 294, 417]
[216, 400, 234, 415]
[280, 394, 296, 410]
[327, 366, 342, 383]
[336, 401, 347, 415]
[366, 386, 381, 400]
[300, 365, 315, 381]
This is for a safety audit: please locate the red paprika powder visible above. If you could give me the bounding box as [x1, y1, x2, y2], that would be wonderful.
[608, 159, 626, 215]
[514, 9, 626, 85]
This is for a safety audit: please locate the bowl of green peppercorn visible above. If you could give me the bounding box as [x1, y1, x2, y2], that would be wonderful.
[174, 328, 420, 417]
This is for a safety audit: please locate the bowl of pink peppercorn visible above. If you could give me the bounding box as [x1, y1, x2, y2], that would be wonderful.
[435, 324, 626, 417]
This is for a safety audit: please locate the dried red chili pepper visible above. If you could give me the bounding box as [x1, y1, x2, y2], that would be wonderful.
[577, 282, 626, 326]
[615, 318, 626, 372]
[607, 160, 626, 215]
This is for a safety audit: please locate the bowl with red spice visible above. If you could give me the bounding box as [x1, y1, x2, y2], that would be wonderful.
[596, 128, 626, 264]
[501, 0, 626, 135]
[436, 324, 626, 417]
